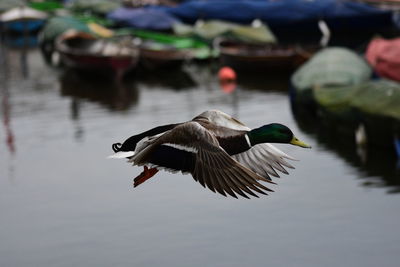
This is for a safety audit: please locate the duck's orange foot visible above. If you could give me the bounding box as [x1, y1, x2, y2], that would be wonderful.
[133, 166, 159, 187]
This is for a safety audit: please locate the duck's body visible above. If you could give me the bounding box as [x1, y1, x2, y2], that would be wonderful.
[110, 110, 310, 198]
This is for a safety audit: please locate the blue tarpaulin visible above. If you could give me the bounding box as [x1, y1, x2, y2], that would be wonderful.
[107, 7, 179, 31]
[162, 0, 393, 31]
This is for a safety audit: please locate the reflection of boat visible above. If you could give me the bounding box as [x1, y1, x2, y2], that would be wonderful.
[237, 71, 292, 92]
[0, 43, 15, 154]
[218, 39, 316, 72]
[60, 69, 139, 111]
[55, 30, 139, 77]
[0, 6, 48, 33]
[135, 66, 196, 90]
[292, 102, 400, 194]
[2, 34, 38, 48]
[313, 80, 400, 148]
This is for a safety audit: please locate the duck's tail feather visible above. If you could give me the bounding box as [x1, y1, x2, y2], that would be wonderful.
[108, 151, 135, 159]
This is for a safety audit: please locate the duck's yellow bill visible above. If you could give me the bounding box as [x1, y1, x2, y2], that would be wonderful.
[290, 136, 312, 148]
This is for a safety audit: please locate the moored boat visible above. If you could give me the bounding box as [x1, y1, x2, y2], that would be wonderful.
[217, 38, 316, 72]
[290, 47, 372, 108]
[138, 41, 194, 69]
[39, 16, 93, 64]
[0, 6, 48, 33]
[352, 0, 400, 11]
[365, 37, 400, 82]
[116, 29, 212, 69]
[164, 0, 395, 43]
[55, 30, 139, 78]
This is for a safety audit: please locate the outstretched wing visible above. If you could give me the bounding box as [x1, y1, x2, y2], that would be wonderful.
[129, 121, 275, 198]
[231, 144, 296, 181]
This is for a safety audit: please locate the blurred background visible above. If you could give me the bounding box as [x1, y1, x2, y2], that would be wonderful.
[1, 0, 400, 266]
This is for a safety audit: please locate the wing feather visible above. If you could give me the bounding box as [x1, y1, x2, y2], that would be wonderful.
[231, 142, 298, 183]
[257, 147, 290, 174]
[224, 169, 262, 198]
[242, 149, 277, 179]
[216, 171, 239, 198]
[195, 162, 208, 189]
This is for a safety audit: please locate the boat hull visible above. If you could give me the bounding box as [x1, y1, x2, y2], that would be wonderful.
[218, 39, 315, 72]
[139, 47, 192, 69]
[56, 31, 139, 77]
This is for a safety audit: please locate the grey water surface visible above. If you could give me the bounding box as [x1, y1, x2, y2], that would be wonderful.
[1, 47, 400, 267]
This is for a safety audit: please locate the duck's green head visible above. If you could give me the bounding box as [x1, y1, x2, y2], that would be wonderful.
[247, 123, 311, 148]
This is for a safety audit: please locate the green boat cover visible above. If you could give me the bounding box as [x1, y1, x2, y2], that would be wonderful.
[73, 13, 113, 27]
[116, 28, 213, 59]
[291, 47, 372, 92]
[314, 79, 400, 120]
[173, 20, 277, 44]
[29, 1, 63, 12]
[41, 16, 91, 42]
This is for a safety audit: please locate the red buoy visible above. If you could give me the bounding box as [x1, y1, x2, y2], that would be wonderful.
[218, 66, 237, 81]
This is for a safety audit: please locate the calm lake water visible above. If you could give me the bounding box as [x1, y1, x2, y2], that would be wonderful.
[1, 45, 400, 267]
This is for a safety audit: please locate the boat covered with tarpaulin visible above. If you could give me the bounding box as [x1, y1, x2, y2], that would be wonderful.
[366, 37, 400, 82]
[70, 0, 120, 16]
[108, 7, 179, 31]
[352, 0, 400, 11]
[116, 28, 212, 67]
[40, 16, 93, 43]
[291, 47, 372, 106]
[173, 19, 277, 43]
[39, 16, 97, 63]
[28, 1, 63, 13]
[162, 0, 395, 39]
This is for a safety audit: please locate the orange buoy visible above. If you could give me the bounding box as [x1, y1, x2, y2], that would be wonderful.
[218, 66, 236, 81]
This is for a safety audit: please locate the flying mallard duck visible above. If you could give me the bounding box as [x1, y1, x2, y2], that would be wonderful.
[110, 110, 311, 198]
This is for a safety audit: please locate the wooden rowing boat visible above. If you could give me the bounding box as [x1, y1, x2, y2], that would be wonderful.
[55, 30, 139, 77]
